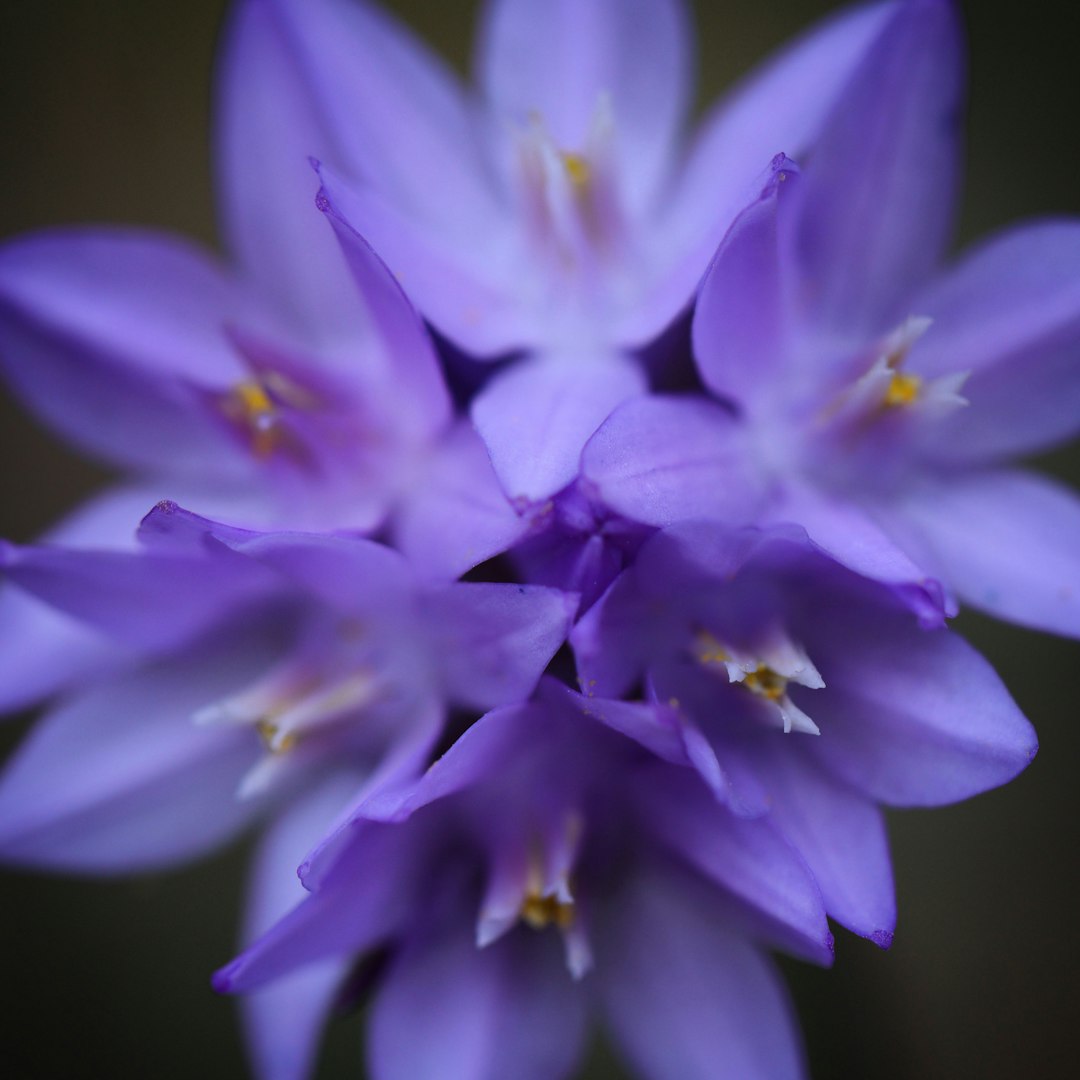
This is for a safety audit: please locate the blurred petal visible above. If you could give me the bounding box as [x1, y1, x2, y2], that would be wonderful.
[316, 182, 451, 435]
[472, 351, 647, 504]
[422, 583, 575, 709]
[581, 395, 763, 527]
[657, 0, 898, 300]
[0, 229, 249, 474]
[139, 501, 412, 620]
[0, 537, 271, 652]
[242, 774, 361, 1080]
[215, 0, 368, 335]
[256, 0, 494, 228]
[596, 863, 806, 1080]
[889, 469, 1080, 638]
[0, 484, 158, 712]
[911, 221, 1080, 460]
[478, 0, 691, 208]
[369, 924, 586, 1080]
[692, 157, 799, 410]
[796, 0, 964, 344]
[215, 819, 417, 993]
[392, 423, 530, 582]
[315, 168, 523, 356]
[0, 635, 274, 872]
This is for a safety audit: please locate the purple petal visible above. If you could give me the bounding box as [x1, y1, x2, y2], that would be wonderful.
[595, 863, 806, 1080]
[314, 167, 524, 357]
[765, 484, 953, 627]
[639, 775, 833, 964]
[314, 183, 451, 436]
[0, 484, 161, 713]
[0, 229, 252, 474]
[392, 423, 531, 582]
[421, 583, 575, 710]
[215, 819, 418, 993]
[369, 924, 586, 1080]
[478, 0, 690, 210]
[581, 394, 763, 526]
[472, 351, 648, 504]
[139, 502, 412, 621]
[571, 570, 664, 699]
[887, 469, 1080, 638]
[0, 634, 275, 872]
[807, 595, 1038, 806]
[692, 157, 799, 410]
[215, 0, 368, 336]
[655, 0, 899, 309]
[0, 586, 122, 714]
[738, 740, 895, 944]
[911, 220, 1080, 460]
[0, 537, 272, 652]
[252, 0, 494, 230]
[241, 774, 361, 1080]
[795, 0, 964, 344]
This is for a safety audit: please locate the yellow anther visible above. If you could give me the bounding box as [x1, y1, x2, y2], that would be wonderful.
[255, 719, 296, 754]
[520, 891, 575, 931]
[693, 630, 730, 668]
[221, 379, 281, 458]
[884, 372, 923, 408]
[233, 381, 273, 415]
[742, 666, 788, 703]
[559, 151, 591, 190]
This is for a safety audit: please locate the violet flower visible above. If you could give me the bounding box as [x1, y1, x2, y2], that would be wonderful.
[215, 680, 832, 1080]
[295, 0, 909, 501]
[584, 0, 1080, 636]
[572, 522, 1037, 944]
[0, 493, 577, 1068]
[0, 502, 574, 868]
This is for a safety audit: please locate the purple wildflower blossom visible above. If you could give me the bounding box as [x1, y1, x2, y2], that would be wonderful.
[572, 522, 1036, 941]
[0, 497, 576, 1072]
[0, 0, 1069, 1077]
[216, 681, 827, 1080]
[284, 0, 910, 502]
[0, 503, 574, 868]
[583, 0, 1080, 636]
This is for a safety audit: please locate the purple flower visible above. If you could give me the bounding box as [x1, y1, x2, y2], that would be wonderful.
[572, 522, 1036, 943]
[0, 505, 572, 882]
[583, 0, 1080, 636]
[0, 500, 574, 1080]
[215, 681, 829, 1080]
[286, 0, 907, 502]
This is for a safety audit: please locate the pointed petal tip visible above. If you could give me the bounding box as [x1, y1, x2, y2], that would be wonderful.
[871, 928, 894, 950]
[211, 963, 238, 995]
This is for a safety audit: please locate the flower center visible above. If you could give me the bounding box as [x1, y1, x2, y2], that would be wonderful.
[883, 371, 923, 408]
[520, 889, 575, 931]
[692, 630, 824, 734]
[217, 371, 322, 462]
[515, 97, 625, 277]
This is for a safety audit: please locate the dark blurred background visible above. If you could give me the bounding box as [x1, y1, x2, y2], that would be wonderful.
[1, 1, 1077, 1077]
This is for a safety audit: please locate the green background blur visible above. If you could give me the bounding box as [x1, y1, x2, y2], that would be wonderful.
[1, 2, 1078, 1077]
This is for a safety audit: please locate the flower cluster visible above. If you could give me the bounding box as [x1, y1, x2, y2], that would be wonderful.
[1, 1, 1075, 1078]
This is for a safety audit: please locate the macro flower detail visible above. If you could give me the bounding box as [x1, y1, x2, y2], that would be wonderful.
[272, 0, 909, 501]
[583, 0, 1080, 636]
[572, 522, 1036, 940]
[215, 684, 827, 1080]
[0, 0, 1074, 1078]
